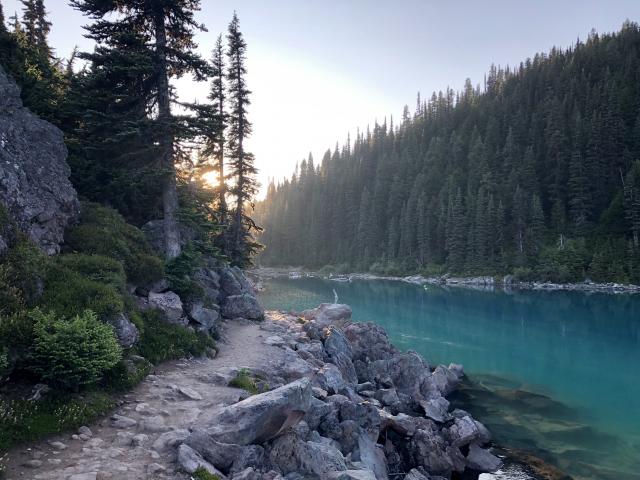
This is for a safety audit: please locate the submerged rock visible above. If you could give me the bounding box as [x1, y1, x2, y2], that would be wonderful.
[0, 66, 79, 254]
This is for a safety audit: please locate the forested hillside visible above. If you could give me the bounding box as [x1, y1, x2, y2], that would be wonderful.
[257, 22, 640, 283]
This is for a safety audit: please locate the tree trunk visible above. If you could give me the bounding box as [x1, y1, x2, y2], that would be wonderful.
[217, 77, 227, 224]
[154, 7, 181, 259]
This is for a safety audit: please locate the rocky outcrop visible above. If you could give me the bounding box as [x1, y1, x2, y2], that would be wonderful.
[178, 306, 502, 480]
[0, 66, 79, 254]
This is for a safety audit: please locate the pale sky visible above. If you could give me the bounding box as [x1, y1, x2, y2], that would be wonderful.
[3, 0, 640, 197]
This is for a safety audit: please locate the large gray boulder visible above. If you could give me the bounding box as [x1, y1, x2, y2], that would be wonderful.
[108, 313, 139, 348]
[177, 444, 226, 478]
[205, 378, 312, 445]
[221, 293, 264, 320]
[0, 66, 79, 254]
[302, 303, 352, 326]
[268, 431, 347, 477]
[188, 302, 220, 332]
[148, 291, 186, 324]
[465, 443, 502, 472]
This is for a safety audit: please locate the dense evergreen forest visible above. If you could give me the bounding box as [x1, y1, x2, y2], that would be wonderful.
[257, 23, 640, 283]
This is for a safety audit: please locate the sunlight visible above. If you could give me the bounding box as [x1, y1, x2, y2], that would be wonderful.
[202, 170, 219, 188]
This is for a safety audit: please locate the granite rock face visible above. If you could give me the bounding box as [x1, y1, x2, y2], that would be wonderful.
[0, 66, 79, 254]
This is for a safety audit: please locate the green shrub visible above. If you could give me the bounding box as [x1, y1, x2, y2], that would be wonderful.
[0, 311, 35, 377]
[101, 356, 151, 392]
[56, 254, 126, 292]
[40, 263, 124, 320]
[0, 238, 48, 308]
[136, 310, 214, 365]
[29, 309, 122, 390]
[228, 368, 268, 395]
[0, 348, 8, 377]
[192, 467, 220, 480]
[0, 391, 114, 452]
[165, 244, 204, 301]
[513, 267, 535, 282]
[65, 202, 164, 285]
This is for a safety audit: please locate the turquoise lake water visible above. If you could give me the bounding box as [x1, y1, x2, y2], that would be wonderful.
[259, 277, 640, 480]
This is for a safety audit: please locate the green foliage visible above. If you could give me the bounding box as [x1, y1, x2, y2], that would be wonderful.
[56, 254, 126, 292]
[0, 237, 47, 308]
[0, 391, 114, 452]
[29, 309, 122, 390]
[65, 202, 164, 286]
[40, 262, 124, 320]
[192, 467, 220, 480]
[228, 368, 259, 395]
[0, 311, 35, 377]
[165, 244, 204, 301]
[136, 310, 214, 365]
[101, 356, 151, 393]
[535, 240, 591, 283]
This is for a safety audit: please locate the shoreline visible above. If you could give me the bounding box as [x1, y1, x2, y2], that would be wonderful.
[251, 267, 640, 294]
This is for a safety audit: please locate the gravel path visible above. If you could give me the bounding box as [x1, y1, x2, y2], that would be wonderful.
[3, 317, 285, 480]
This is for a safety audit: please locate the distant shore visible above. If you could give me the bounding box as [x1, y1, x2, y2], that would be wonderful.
[250, 267, 640, 294]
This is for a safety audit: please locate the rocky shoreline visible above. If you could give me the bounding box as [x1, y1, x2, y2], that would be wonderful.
[251, 268, 640, 295]
[174, 303, 522, 480]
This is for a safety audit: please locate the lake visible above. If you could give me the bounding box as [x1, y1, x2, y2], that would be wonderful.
[259, 276, 640, 480]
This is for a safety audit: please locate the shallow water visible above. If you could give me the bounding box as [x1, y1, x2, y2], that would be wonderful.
[259, 277, 640, 480]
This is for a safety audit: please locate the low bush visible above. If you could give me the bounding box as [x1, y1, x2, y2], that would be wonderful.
[40, 262, 124, 320]
[0, 238, 48, 309]
[136, 310, 214, 365]
[101, 357, 152, 392]
[165, 244, 204, 301]
[0, 311, 35, 378]
[0, 391, 114, 452]
[65, 202, 164, 285]
[29, 309, 122, 391]
[56, 254, 126, 292]
[192, 467, 220, 480]
[228, 368, 260, 395]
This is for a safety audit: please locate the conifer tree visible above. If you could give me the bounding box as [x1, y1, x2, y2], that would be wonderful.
[71, 0, 210, 258]
[225, 12, 261, 266]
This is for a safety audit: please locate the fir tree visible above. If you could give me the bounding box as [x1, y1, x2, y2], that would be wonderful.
[225, 12, 261, 266]
[71, 0, 210, 258]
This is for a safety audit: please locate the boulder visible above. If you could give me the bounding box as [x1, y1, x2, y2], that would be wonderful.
[429, 365, 461, 397]
[177, 444, 226, 478]
[148, 291, 185, 324]
[404, 469, 430, 480]
[0, 66, 79, 254]
[315, 363, 349, 395]
[221, 293, 264, 320]
[324, 327, 353, 359]
[189, 302, 220, 331]
[419, 397, 451, 423]
[185, 430, 242, 471]
[466, 444, 502, 472]
[205, 378, 312, 445]
[327, 470, 377, 480]
[344, 322, 397, 364]
[302, 303, 352, 326]
[230, 445, 268, 474]
[356, 433, 388, 480]
[231, 468, 261, 480]
[108, 313, 139, 348]
[268, 432, 347, 477]
[446, 415, 480, 447]
[409, 428, 465, 476]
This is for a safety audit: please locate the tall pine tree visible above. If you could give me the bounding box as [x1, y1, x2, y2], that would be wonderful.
[225, 13, 261, 266]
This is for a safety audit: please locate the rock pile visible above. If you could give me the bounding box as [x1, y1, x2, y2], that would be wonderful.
[178, 304, 502, 480]
[132, 262, 264, 340]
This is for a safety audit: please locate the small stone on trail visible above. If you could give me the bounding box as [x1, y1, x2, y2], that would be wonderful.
[24, 459, 43, 468]
[111, 414, 137, 428]
[178, 386, 203, 400]
[78, 426, 93, 437]
[49, 441, 67, 450]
